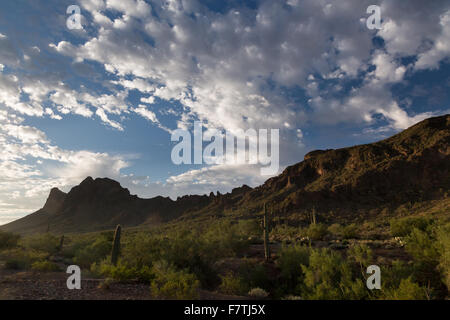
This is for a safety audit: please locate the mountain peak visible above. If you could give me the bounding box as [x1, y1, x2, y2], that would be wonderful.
[67, 176, 131, 202]
[80, 176, 94, 184]
[42, 187, 67, 214]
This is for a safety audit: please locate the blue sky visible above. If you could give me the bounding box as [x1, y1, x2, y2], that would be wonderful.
[0, 0, 449, 224]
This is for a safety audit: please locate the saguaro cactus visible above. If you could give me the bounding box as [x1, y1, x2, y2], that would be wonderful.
[58, 235, 65, 252]
[309, 207, 317, 225]
[263, 203, 270, 261]
[111, 225, 122, 266]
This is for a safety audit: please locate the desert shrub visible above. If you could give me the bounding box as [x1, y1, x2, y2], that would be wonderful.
[1, 248, 48, 270]
[381, 260, 415, 290]
[31, 260, 60, 272]
[375, 260, 424, 300]
[218, 272, 248, 296]
[400, 227, 445, 297]
[405, 228, 440, 265]
[300, 248, 368, 300]
[276, 244, 309, 295]
[270, 224, 302, 242]
[202, 220, 249, 258]
[248, 288, 269, 298]
[390, 217, 433, 237]
[150, 260, 199, 299]
[341, 224, 359, 239]
[157, 236, 219, 289]
[328, 223, 359, 239]
[436, 223, 450, 291]
[22, 233, 60, 255]
[236, 219, 261, 239]
[328, 223, 343, 237]
[121, 233, 161, 268]
[239, 261, 271, 292]
[306, 223, 328, 240]
[347, 244, 373, 270]
[91, 260, 153, 282]
[0, 230, 20, 250]
[69, 235, 112, 268]
[384, 277, 427, 300]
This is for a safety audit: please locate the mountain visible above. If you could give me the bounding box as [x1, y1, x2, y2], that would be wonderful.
[249, 114, 449, 220]
[1, 177, 213, 234]
[1, 114, 449, 234]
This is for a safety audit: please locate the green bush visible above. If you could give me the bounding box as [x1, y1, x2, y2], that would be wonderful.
[276, 244, 309, 295]
[218, 272, 248, 296]
[347, 244, 373, 269]
[390, 217, 433, 237]
[328, 224, 343, 237]
[239, 261, 271, 292]
[342, 224, 359, 239]
[306, 223, 328, 240]
[91, 260, 154, 282]
[236, 219, 261, 239]
[390, 226, 447, 298]
[405, 228, 440, 265]
[1, 248, 48, 270]
[270, 224, 302, 242]
[22, 233, 60, 255]
[120, 233, 160, 268]
[248, 287, 269, 298]
[72, 236, 112, 268]
[328, 223, 358, 239]
[301, 248, 368, 300]
[0, 231, 20, 250]
[384, 277, 427, 300]
[31, 260, 60, 272]
[202, 220, 249, 258]
[436, 223, 450, 291]
[150, 260, 199, 299]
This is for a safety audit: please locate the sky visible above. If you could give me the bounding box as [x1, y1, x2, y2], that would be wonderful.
[0, 0, 449, 225]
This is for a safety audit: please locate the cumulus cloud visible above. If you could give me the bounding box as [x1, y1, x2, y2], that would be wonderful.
[134, 104, 158, 123]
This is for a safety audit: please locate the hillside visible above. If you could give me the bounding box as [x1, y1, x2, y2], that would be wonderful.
[1, 114, 449, 235]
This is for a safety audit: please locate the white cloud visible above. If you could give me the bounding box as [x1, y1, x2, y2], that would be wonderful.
[416, 10, 450, 70]
[2, 124, 48, 144]
[134, 104, 158, 123]
[96, 108, 124, 131]
[140, 96, 155, 104]
[371, 51, 406, 83]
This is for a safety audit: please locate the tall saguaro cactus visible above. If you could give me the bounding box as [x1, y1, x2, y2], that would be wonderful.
[309, 207, 317, 225]
[263, 203, 270, 261]
[111, 224, 122, 266]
